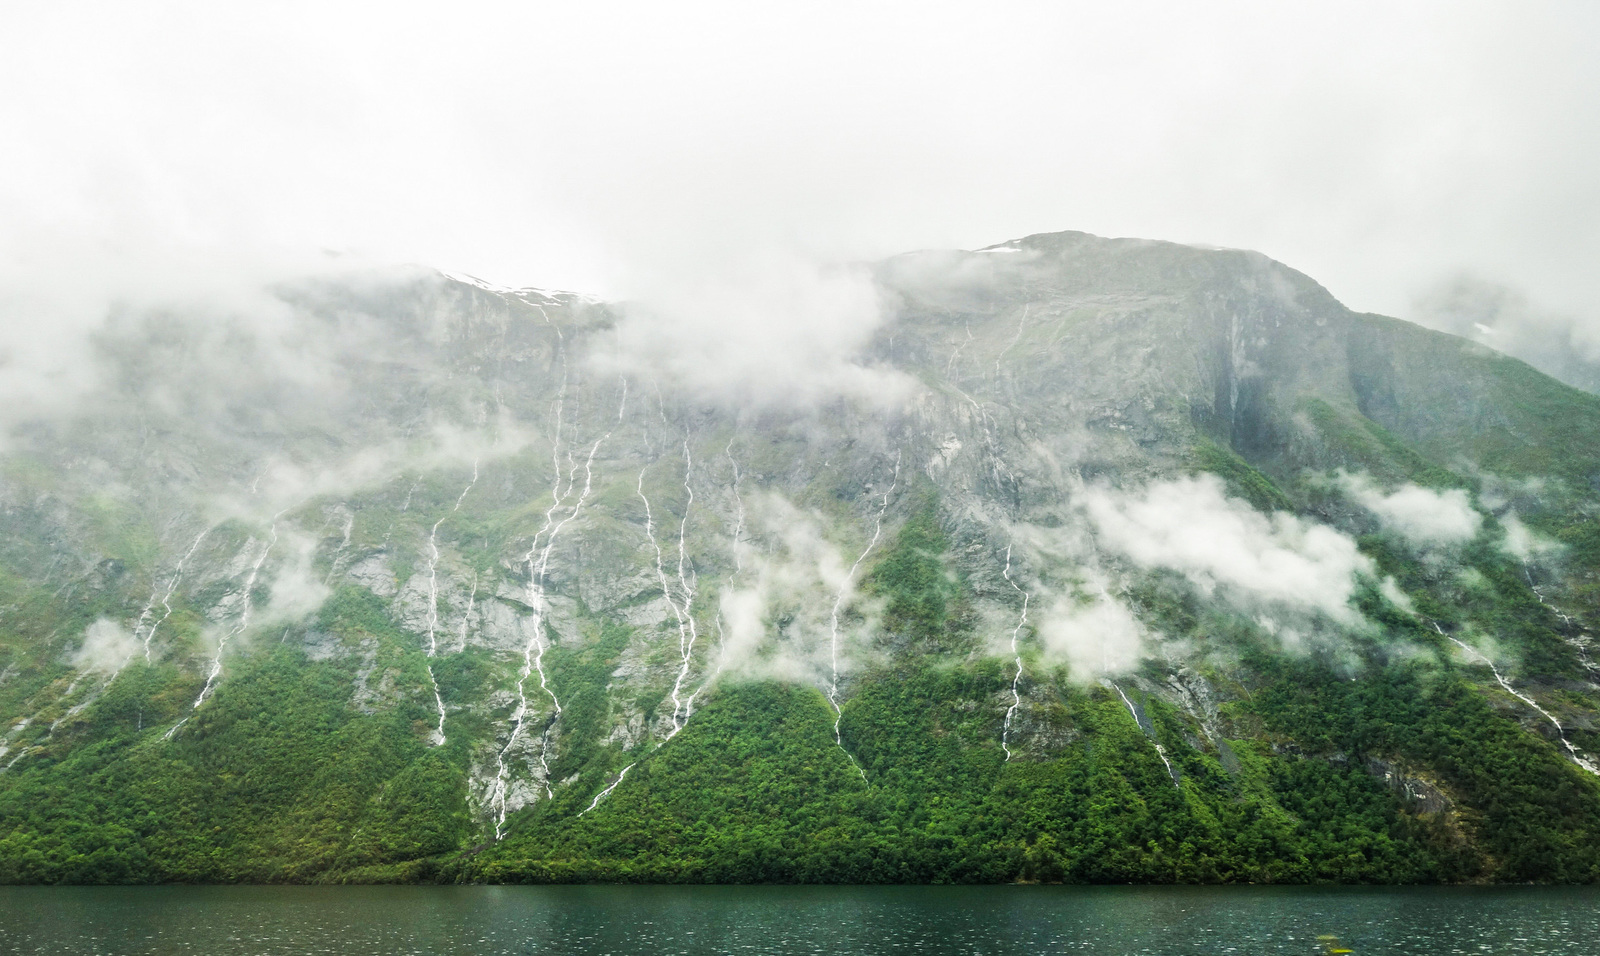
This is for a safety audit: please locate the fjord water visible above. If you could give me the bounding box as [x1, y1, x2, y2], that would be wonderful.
[2, 885, 1598, 955]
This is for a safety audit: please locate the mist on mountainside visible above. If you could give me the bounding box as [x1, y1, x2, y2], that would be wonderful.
[1414, 275, 1600, 396]
[4, 226, 1600, 885]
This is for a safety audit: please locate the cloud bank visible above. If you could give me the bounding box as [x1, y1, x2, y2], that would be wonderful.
[6, 2, 1600, 404]
[1083, 475, 1372, 626]
[72, 619, 140, 675]
[1414, 276, 1600, 393]
[1499, 511, 1562, 564]
[1336, 472, 1482, 549]
[604, 255, 915, 410]
[1036, 585, 1147, 682]
[715, 492, 880, 683]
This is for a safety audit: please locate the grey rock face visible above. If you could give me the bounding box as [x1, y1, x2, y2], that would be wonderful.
[5, 229, 1597, 819]
[1367, 757, 1453, 815]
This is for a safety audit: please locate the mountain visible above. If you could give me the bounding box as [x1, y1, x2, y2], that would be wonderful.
[1412, 275, 1600, 398]
[3, 230, 1600, 884]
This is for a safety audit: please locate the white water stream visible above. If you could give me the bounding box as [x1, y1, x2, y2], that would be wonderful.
[322, 511, 355, 586]
[578, 762, 633, 817]
[108, 524, 212, 687]
[490, 377, 626, 836]
[490, 335, 573, 832]
[1523, 566, 1600, 677]
[993, 303, 1030, 383]
[1433, 621, 1600, 776]
[142, 526, 213, 662]
[194, 513, 284, 710]
[945, 321, 974, 380]
[999, 543, 1030, 760]
[0, 719, 30, 771]
[1110, 680, 1180, 789]
[163, 512, 284, 741]
[665, 443, 703, 736]
[422, 460, 479, 746]
[825, 450, 902, 780]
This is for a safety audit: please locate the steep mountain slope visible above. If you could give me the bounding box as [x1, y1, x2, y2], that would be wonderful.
[3, 231, 1599, 884]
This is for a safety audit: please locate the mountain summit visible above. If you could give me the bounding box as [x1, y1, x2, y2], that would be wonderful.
[3, 231, 1599, 884]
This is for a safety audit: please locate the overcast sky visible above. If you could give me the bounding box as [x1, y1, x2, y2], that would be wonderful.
[3, 1, 1597, 325]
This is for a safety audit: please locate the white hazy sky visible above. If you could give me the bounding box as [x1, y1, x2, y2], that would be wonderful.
[3, 0, 1597, 322]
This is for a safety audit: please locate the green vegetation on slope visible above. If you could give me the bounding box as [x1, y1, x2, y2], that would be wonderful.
[9, 303, 1600, 886]
[6, 480, 1600, 886]
[0, 590, 474, 884]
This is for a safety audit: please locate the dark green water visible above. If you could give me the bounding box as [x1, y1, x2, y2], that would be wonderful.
[1, 884, 1597, 955]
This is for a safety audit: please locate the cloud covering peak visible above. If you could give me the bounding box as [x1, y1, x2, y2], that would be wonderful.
[602, 255, 915, 409]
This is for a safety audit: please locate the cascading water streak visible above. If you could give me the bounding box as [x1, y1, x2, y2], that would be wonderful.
[1434, 621, 1600, 776]
[1110, 680, 1180, 789]
[489, 344, 574, 833]
[322, 512, 355, 585]
[490, 380, 626, 836]
[637, 462, 693, 738]
[945, 320, 974, 379]
[578, 763, 634, 817]
[111, 524, 214, 687]
[143, 527, 212, 662]
[666, 442, 704, 735]
[0, 719, 33, 771]
[993, 303, 1030, 383]
[825, 450, 902, 780]
[127, 574, 169, 666]
[1521, 565, 1600, 675]
[189, 510, 285, 714]
[944, 349, 1019, 499]
[725, 443, 746, 578]
[422, 460, 479, 746]
[1000, 542, 1030, 760]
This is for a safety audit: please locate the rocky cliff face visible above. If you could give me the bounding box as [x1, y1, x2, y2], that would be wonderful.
[4, 231, 1599, 883]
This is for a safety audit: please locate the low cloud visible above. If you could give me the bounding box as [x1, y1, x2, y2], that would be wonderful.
[227, 419, 528, 519]
[602, 254, 916, 410]
[0, 225, 384, 450]
[1499, 510, 1562, 564]
[1083, 474, 1372, 626]
[714, 492, 879, 685]
[876, 245, 1043, 313]
[1337, 471, 1481, 549]
[1379, 576, 1415, 613]
[1035, 584, 1147, 682]
[72, 618, 140, 674]
[1413, 276, 1600, 394]
[260, 526, 331, 627]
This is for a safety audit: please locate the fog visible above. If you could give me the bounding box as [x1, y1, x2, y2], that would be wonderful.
[1500, 511, 1562, 565]
[1413, 276, 1600, 392]
[1083, 475, 1376, 627]
[604, 255, 914, 409]
[7, 3, 1598, 692]
[1036, 587, 1148, 683]
[72, 619, 140, 676]
[1335, 472, 1482, 551]
[4, 1, 1598, 395]
[715, 492, 885, 687]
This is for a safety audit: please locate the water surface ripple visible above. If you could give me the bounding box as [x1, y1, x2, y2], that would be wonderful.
[2, 884, 1597, 955]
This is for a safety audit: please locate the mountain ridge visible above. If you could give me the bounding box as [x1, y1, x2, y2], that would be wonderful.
[2, 229, 1599, 884]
